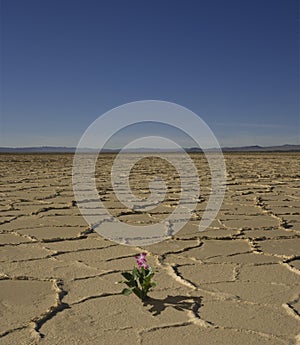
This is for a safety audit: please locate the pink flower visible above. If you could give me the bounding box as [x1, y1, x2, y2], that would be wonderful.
[136, 252, 149, 269]
[136, 252, 147, 260]
[137, 260, 149, 269]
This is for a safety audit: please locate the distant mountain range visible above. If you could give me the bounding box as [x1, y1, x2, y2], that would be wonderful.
[0, 144, 299, 153]
[219, 144, 300, 152]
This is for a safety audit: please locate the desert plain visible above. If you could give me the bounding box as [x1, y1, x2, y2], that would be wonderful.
[0, 152, 299, 345]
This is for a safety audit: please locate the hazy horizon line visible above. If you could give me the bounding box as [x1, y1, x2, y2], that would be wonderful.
[0, 143, 299, 153]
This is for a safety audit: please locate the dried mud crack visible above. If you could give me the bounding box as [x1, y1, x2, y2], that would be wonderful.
[0, 153, 299, 345]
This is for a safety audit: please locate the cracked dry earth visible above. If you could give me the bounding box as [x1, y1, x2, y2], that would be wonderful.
[0, 153, 299, 345]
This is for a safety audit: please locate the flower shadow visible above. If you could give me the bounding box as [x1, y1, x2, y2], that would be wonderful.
[143, 295, 202, 316]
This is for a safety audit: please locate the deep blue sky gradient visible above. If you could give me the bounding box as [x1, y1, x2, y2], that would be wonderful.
[1, 0, 299, 147]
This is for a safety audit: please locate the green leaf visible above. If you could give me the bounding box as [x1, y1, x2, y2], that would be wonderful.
[121, 272, 133, 281]
[147, 266, 153, 274]
[144, 275, 153, 286]
[132, 267, 139, 280]
[145, 267, 154, 278]
[151, 281, 157, 287]
[122, 288, 133, 296]
[139, 276, 144, 287]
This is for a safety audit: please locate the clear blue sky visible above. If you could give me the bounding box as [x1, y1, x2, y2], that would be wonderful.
[0, 0, 299, 147]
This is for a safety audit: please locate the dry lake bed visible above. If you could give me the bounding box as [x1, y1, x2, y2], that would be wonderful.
[0, 153, 299, 345]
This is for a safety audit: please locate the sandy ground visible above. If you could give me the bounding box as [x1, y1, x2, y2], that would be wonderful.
[0, 153, 299, 345]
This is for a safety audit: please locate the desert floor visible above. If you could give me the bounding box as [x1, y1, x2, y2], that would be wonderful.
[0, 153, 299, 345]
